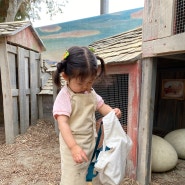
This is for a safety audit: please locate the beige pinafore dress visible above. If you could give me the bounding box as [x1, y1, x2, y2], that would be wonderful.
[59, 88, 99, 185]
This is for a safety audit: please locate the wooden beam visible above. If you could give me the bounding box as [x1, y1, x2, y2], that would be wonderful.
[30, 50, 39, 123]
[137, 58, 157, 185]
[127, 61, 141, 179]
[142, 32, 185, 58]
[8, 47, 19, 137]
[18, 47, 29, 133]
[0, 37, 15, 143]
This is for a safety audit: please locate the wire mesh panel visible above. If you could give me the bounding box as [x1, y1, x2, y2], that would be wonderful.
[174, 0, 185, 34]
[93, 74, 129, 125]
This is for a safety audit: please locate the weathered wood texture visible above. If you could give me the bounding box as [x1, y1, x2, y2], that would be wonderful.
[90, 27, 142, 64]
[7, 27, 43, 53]
[0, 38, 15, 144]
[137, 58, 157, 185]
[142, 0, 174, 41]
[0, 21, 45, 143]
[30, 51, 40, 124]
[142, 0, 185, 57]
[0, 21, 45, 52]
[142, 32, 185, 57]
[1, 43, 41, 143]
[106, 62, 141, 179]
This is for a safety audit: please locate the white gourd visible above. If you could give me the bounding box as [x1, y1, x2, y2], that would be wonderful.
[151, 135, 178, 172]
[164, 129, 185, 159]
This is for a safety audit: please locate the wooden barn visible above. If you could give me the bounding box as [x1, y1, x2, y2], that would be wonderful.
[137, 0, 185, 184]
[0, 21, 45, 144]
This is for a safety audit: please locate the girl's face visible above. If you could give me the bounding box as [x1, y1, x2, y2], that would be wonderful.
[66, 76, 95, 93]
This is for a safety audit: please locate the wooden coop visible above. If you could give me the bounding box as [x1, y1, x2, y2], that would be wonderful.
[137, 0, 185, 184]
[0, 21, 45, 144]
[89, 27, 142, 179]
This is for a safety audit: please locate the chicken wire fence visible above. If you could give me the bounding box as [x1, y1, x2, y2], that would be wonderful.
[174, 0, 185, 34]
[93, 74, 128, 126]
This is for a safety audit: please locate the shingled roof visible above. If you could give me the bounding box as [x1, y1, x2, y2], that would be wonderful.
[39, 77, 54, 95]
[39, 76, 65, 95]
[0, 21, 45, 51]
[89, 26, 142, 64]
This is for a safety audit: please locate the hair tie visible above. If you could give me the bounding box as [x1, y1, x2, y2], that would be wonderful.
[89, 47, 95, 53]
[63, 50, 69, 60]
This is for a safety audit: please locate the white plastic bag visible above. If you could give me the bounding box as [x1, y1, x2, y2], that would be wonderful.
[94, 111, 132, 185]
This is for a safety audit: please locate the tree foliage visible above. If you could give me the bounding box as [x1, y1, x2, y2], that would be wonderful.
[0, 0, 68, 22]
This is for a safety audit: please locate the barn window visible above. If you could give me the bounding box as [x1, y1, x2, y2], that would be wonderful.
[174, 0, 185, 34]
[93, 74, 128, 126]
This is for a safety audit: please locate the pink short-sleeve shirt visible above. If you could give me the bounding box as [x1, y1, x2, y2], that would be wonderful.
[53, 85, 104, 119]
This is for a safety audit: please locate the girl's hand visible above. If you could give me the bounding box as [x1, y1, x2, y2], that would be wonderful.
[70, 144, 88, 163]
[113, 108, 121, 118]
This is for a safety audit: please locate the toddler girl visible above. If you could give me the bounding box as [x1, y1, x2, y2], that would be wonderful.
[53, 46, 121, 185]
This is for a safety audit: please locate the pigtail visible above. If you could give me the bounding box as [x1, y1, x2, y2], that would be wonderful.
[53, 60, 66, 88]
[93, 55, 110, 87]
[96, 55, 106, 78]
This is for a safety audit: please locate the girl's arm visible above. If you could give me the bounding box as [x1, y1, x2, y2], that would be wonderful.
[98, 103, 121, 118]
[57, 115, 88, 163]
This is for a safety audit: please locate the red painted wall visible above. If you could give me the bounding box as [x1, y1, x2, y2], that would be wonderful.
[106, 61, 141, 178]
[7, 27, 43, 52]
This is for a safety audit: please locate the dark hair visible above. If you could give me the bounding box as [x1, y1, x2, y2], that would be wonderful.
[53, 46, 106, 88]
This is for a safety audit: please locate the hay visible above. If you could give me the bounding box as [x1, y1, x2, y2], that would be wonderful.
[150, 159, 185, 185]
[120, 177, 140, 185]
[0, 119, 60, 185]
[0, 119, 185, 185]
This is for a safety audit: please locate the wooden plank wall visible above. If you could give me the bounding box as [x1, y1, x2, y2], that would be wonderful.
[30, 51, 40, 124]
[17, 47, 29, 133]
[1, 43, 41, 143]
[154, 59, 185, 133]
[142, 0, 174, 42]
[141, 0, 185, 58]
[0, 38, 15, 144]
[8, 46, 19, 136]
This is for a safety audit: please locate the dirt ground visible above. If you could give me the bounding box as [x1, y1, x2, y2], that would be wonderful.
[0, 119, 185, 185]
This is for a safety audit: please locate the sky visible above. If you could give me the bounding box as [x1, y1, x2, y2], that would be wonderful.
[33, 0, 144, 27]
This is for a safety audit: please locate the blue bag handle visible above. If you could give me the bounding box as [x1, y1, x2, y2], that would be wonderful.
[86, 121, 103, 182]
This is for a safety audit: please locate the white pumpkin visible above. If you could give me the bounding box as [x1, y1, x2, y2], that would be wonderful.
[164, 129, 185, 159]
[151, 135, 178, 172]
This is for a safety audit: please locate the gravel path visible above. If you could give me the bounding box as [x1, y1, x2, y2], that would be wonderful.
[0, 120, 184, 185]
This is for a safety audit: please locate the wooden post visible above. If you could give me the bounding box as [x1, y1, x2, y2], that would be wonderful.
[7, 44, 19, 137]
[0, 38, 15, 143]
[137, 58, 157, 185]
[30, 51, 40, 123]
[18, 47, 29, 133]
